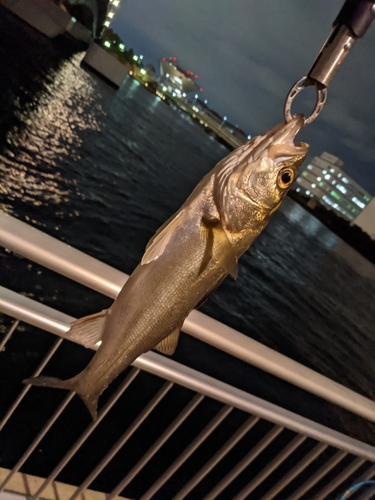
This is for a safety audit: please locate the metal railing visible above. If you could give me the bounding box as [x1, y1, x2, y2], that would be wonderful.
[1, 211, 375, 499]
[1, 212, 375, 423]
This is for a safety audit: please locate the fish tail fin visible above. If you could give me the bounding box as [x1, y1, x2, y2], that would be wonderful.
[23, 375, 75, 391]
[23, 375, 100, 421]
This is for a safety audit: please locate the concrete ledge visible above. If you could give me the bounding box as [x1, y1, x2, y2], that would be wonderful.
[0, 467, 130, 500]
[82, 43, 129, 88]
[2, 0, 92, 42]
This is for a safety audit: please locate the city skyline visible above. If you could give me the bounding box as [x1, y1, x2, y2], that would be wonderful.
[110, 0, 375, 195]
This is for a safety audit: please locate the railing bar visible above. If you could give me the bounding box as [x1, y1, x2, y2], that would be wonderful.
[141, 405, 233, 500]
[205, 424, 284, 500]
[174, 415, 259, 500]
[0, 337, 63, 431]
[69, 381, 174, 500]
[313, 457, 366, 500]
[287, 449, 347, 500]
[261, 442, 328, 499]
[108, 393, 205, 500]
[234, 434, 307, 500]
[0, 319, 19, 351]
[29, 368, 140, 500]
[0, 391, 75, 492]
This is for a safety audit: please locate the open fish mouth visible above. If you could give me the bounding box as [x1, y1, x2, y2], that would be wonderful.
[272, 115, 309, 154]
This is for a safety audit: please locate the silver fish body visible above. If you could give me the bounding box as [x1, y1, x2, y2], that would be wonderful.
[24, 116, 308, 419]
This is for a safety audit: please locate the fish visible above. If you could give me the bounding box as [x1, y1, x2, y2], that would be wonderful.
[24, 115, 308, 420]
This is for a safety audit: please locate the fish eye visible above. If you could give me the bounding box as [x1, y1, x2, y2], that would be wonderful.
[278, 168, 294, 188]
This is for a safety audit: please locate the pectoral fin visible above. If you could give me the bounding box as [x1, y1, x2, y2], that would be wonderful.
[154, 327, 180, 356]
[65, 309, 108, 349]
[141, 212, 182, 265]
[200, 219, 238, 279]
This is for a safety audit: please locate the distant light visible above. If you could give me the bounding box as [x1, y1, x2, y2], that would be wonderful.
[173, 57, 177, 61]
[162, 86, 167, 91]
[71, 17, 76, 23]
[352, 196, 365, 209]
[104, 40, 111, 48]
[166, 73, 169, 77]
[330, 168, 335, 173]
[162, 57, 166, 61]
[337, 185, 347, 194]
[113, 0, 119, 5]
[317, 177, 322, 181]
[108, 11, 114, 18]
[342, 177, 349, 184]
[338, 173, 342, 177]
[322, 170, 327, 174]
[247, 135, 251, 140]
[324, 174, 331, 180]
[306, 190, 310, 195]
[140, 68, 146, 75]
[307, 165, 312, 170]
[204, 99, 208, 104]
[311, 183, 316, 188]
[119, 43, 125, 51]
[145, 82, 148, 87]
[182, 92, 186, 97]
[194, 94, 198, 99]
[104, 20, 110, 26]
[200, 87, 203, 91]
[133, 55, 138, 61]
[223, 116, 227, 120]
[140, 55, 144, 60]
[296, 187, 300, 192]
[172, 92, 176, 97]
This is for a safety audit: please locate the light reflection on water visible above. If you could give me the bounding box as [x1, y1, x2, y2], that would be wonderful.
[0, 55, 102, 216]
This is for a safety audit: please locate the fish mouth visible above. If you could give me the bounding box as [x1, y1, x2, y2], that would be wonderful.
[271, 115, 308, 150]
[274, 114, 304, 141]
[266, 115, 309, 168]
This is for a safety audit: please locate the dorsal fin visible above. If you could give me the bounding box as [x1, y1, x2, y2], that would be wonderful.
[154, 327, 180, 356]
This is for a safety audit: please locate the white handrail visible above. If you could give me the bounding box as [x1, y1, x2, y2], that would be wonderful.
[1, 211, 375, 422]
[1, 285, 375, 461]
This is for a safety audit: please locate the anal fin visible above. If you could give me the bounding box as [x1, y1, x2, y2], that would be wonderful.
[154, 327, 181, 356]
[66, 309, 108, 349]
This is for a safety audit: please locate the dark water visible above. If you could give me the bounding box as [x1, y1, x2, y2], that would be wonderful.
[0, 8, 375, 496]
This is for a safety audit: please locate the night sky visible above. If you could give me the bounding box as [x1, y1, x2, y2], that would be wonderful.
[110, 0, 375, 195]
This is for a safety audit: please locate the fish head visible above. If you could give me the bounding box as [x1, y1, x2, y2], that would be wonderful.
[240, 115, 308, 212]
[216, 115, 308, 233]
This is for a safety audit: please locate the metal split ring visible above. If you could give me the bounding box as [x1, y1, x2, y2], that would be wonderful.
[284, 76, 328, 126]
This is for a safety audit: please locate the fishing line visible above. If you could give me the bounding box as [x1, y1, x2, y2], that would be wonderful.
[339, 479, 375, 499]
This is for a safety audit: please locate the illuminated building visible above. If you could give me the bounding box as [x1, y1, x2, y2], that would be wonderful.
[104, 0, 121, 27]
[159, 57, 201, 97]
[354, 198, 375, 239]
[295, 152, 372, 221]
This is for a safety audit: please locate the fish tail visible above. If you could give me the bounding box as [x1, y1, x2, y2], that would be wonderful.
[23, 375, 100, 421]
